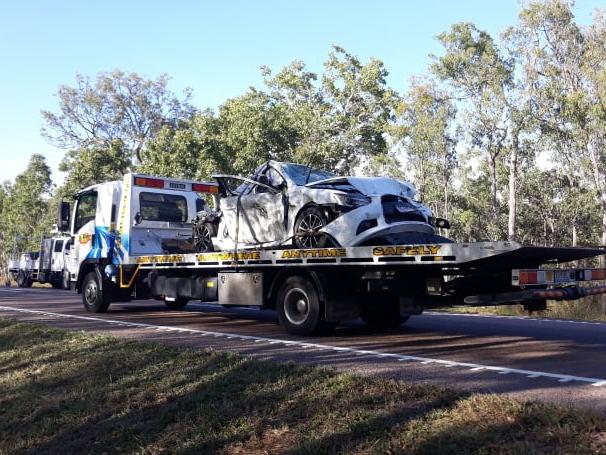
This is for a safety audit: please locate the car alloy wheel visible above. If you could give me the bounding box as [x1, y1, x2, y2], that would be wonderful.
[193, 223, 214, 252]
[295, 208, 328, 248]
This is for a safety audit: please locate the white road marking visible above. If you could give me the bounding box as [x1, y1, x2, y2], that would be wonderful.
[425, 311, 606, 327]
[0, 304, 604, 388]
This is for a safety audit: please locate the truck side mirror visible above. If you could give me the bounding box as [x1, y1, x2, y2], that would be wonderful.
[58, 201, 71, 232]
[133, 212, 143, 225]
[436, 218, 450, 229]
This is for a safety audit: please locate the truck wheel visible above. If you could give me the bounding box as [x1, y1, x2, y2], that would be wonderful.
[276, 275, 332, 335]
[164, 298, 189, 309]
[16, 271, 27, 288]
[82, 271, 110, 313]
[62, 271, 71, 290]
[360, 295, 409, 330]
[51, 280, 62, 289]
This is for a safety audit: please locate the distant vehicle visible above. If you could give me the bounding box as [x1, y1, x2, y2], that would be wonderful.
[8, 236, 71, 288]
[193, 160, 451, 252]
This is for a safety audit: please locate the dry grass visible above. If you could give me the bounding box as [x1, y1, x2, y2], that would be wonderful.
[446, 296, 606, 322]
[0, 318, 605, 454]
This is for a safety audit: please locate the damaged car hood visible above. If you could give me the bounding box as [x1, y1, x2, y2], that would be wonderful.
[307, 176, 416, 197]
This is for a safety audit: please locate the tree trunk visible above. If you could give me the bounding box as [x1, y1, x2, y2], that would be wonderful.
[572, 222, 578, 247]
[600, 199, 606, 269]
[507, 134, 519, 242]
[488, 154, 499, 238]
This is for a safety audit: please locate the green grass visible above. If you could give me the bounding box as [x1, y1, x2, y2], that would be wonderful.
[0, 318, 605, 454]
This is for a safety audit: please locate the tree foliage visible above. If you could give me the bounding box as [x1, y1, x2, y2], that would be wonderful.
[42, 70, 194, 164]
[0, 155, 53, 262]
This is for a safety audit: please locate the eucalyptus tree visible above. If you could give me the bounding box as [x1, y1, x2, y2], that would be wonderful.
[1, 154, 53, 255]
[262, 46, 397, 174]
[391, 80, 457, 218]
[514, 0, 606, 246]
[42, 70, 194, 165]
[432, 23, 515, 239]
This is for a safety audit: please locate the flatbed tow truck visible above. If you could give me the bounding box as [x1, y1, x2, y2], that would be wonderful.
[57, 173, 606, 335]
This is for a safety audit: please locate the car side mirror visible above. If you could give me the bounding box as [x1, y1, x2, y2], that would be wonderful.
[436, 218, 450, 229]
[58, 201, 71, 232]
[133, 212, 142, 225]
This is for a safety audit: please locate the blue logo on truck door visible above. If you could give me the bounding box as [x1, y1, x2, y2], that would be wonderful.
[86, 226, 115, 260]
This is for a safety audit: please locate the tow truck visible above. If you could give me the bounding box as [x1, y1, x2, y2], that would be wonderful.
[8, 235, 71, 288]
[55, 173, 606, 335]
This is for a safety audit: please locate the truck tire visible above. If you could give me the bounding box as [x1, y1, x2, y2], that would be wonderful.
[82, 271, 110, 313]
[164, 298, 189, 309]
[276, 275, 332, 335]
[360, 295, 409, 330]
[62, 271, 71, 290]
[16, 271, 27, 288]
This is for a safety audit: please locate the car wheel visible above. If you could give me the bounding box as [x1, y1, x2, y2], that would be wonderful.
[82, 271, 110, 313]
[193, 222, 214, 252]
[294, 207, 329, 248]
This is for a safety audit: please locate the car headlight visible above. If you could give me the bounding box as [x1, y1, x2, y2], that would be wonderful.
[334, 193, 371, 208]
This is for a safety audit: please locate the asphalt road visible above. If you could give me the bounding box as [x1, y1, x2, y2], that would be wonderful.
[2, 287, 606, 412]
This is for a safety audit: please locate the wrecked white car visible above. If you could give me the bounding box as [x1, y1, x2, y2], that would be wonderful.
[193, 161, 450, 251]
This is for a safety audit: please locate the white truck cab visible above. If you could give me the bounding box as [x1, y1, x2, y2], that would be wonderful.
[58, 173, 218, 295]
[8, 236, 71, 288]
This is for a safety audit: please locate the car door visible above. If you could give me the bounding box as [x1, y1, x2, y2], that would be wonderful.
[244, 167, 287, 244]
[215, 175, 286, 246]
[51, 239, 65, 272]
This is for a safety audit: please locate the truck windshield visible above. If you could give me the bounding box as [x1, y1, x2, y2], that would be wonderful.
[140, 192, 188, 222]
[53, 240, 64, 252]
[74, 192, 98, 231]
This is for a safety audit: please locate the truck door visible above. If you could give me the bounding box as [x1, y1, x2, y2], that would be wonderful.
[51, 239, 65, 272]
[72, 191, 98, 274]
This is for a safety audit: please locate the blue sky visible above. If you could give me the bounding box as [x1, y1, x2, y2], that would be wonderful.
[0, 0, 602, 185]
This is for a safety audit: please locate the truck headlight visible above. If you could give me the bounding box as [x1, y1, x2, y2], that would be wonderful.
[334, 193, 371, 208]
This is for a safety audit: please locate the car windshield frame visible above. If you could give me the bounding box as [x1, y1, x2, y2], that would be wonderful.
[279, 163, 335, 186]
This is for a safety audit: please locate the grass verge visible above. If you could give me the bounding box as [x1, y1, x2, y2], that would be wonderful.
[441, 297, 606, 322]
[0, 318, 605, 454]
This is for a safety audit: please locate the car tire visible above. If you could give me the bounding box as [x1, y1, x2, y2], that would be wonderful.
[360, 294, 409, 330]
[193, 222, 215, 252]
[165, 298, 189, 309]
[82, 271, 111, 313]
[294, 207, 329, 249]
[276, 275, 333, 335]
